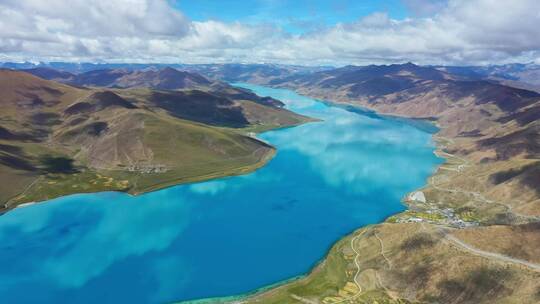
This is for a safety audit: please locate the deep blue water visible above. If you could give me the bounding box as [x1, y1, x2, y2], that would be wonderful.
[0, 84, 442, 303]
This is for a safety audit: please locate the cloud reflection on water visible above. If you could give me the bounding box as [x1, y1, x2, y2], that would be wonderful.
[0, 84, 442, 303]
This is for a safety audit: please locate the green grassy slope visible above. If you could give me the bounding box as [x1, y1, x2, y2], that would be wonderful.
[5, 112, 275, 206]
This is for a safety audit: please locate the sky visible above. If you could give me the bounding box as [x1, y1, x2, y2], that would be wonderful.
[0, 0, 539, 66]
[176, 0, 410, 34]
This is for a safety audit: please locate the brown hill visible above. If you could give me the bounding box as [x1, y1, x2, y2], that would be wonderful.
[0, 70, 310, 210]
[23, 67, 212, 90]
[112, 67, 211, 89]
[25, 66, 287, 107]
[64, 91, 137, 116]
[263, 63, 540, 222]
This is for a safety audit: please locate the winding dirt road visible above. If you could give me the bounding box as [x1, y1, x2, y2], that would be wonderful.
[444, 234, 540, 272]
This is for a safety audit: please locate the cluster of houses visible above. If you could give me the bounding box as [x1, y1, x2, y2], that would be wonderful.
[126, 164, 168, 174]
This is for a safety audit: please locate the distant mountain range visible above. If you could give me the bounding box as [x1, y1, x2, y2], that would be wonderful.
[0, 61, 328, 78]
[22, 67, 286, 107]
[3, 61, 540, 91]
[182, 63, 330, 83]
[435, 63, 540, 92]
[0, 62, 188, 73]
[22, 67, 212, 89]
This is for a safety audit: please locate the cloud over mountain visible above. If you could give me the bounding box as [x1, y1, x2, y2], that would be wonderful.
[0, 0, 539, 65]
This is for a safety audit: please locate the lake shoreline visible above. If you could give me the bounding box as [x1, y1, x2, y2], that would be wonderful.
[2, 128, 283, 214]
[14, 146, 276, 207]
[0, 84, 444, 302]
[184, 86, 449, 304]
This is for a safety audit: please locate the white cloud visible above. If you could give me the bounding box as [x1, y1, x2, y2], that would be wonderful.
[0, 0, 539, 65]
[276, 0, 540, 65]
[0, 0, 189, 37]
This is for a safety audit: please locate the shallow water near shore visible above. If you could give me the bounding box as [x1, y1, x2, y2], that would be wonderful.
[0, 84, 442, 303]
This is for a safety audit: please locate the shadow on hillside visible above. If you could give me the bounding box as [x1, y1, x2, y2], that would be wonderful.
[38, 156, 79, 174]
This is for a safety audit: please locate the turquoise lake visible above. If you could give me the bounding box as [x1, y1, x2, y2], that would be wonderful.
[0, 84, 443, 303]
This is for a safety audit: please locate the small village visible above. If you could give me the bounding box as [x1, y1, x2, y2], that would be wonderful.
[126, 164, 168, 174]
